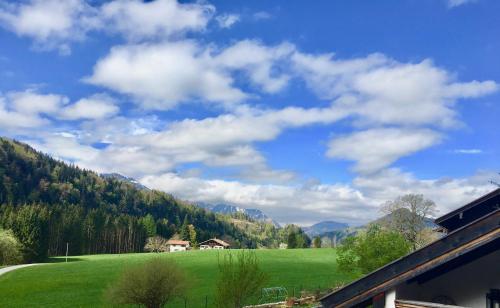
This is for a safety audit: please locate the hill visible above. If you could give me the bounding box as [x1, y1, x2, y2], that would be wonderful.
[0, 249, 355, 308]
[303, 221, 349, 237]
[0, 138, 259, 261]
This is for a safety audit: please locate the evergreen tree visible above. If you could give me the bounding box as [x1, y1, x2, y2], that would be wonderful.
[140, 214, 157, 237]
[188, 224, 197, 248]
[313, 236, 321, 248]
[287, 230, 297, 249]
[179, 215, 190, 240]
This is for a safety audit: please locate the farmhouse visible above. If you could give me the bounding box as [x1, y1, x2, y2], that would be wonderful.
[199, 238, 230, 250]
[320, 188, 500, 308]
[166, 240, 190, 252]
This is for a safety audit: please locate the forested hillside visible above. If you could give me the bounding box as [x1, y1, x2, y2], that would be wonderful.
[0, 138, 257, 261]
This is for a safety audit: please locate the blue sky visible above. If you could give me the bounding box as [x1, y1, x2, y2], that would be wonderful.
[0, 0, 498, 225]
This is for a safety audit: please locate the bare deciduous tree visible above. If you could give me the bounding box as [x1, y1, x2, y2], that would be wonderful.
[381, 194, 437, 250]
[144, 236, 168, 253]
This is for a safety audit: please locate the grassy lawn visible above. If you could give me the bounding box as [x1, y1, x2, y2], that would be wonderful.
[0, 248, 355, 307]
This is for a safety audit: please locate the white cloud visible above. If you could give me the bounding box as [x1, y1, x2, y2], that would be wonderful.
[141, 172, 373, 225]
[140, 169, 497, 225]
[27, 133, 100, 163]
[327, 128, 443, 174]
[59, 94, 119, 120]
[353, 168, 496, 216]
[253, 11, 272, 20]
[0, 90, 122, 132]
[100, 0, 214, 40]
[447, 0, 477, 8]
[86, 40, 295, 109]
[216, 13, 240, 29]
[292, 53, 498, 128]
[216, 40, 294, 93]
[0, 0, 98, 54]
[0, 0, 214, 53]
[0, 90, 67, 130]
[454, 149, 483, 154]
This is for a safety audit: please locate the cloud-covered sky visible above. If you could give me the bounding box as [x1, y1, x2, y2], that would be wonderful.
[0, 0, 498, 226]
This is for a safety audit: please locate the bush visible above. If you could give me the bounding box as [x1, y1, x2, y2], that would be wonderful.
[106, 258, 187, 308]
[337, 224, 411, 275]
[215, 250, 269, 308]
[0, 228, 23, 265]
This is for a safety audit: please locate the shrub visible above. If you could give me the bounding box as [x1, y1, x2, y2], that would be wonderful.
[337, 224, 411, 275]
[106, 258, 187, 308]
[0, 228, 23, 265]
[214, 250, 269, 308]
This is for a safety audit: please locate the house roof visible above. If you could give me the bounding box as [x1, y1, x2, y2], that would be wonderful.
[166, 240, 190, 246]
[320, 190, 500, 308]
[199, 238, 230, 247]
[434, 188, 500, 232]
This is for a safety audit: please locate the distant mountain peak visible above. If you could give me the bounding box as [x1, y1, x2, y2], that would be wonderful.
[195, 202, 280, 228]
[101, 173, 149, 191]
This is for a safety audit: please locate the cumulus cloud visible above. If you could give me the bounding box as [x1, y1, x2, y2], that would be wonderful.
[0, 0, 98, 54]
[139, 169, 497, 225]
[353, 168, 496, 216]
[216, 13, 240, 29]
[0, 90, 122, 132]
[141, 172, 373, 225]
[41, 104, 345, 179]
[86, 40, 294, 109]
[0, 90, 67, 129]
[58, 94, 119, 120]
[216, 40, 294, 93]
[292, 53, 497, 128]
[100, 0, 214, 40]
[0, 0, 214, 53]
[327, 128, 443, 174]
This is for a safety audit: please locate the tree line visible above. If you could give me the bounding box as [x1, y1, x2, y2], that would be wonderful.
[0, 138, 258, 262]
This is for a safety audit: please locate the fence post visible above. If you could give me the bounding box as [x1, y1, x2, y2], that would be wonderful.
[205, 295, 208, 308]
[184, 297, 187, 308]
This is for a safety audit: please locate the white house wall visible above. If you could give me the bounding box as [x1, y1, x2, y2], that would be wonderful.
[396, 249, 500, 307]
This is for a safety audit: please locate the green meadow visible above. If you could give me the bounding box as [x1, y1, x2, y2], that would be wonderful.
[0, 248, 355, 307]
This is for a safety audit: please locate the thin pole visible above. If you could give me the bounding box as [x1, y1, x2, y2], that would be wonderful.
[65, 242, 69, 263]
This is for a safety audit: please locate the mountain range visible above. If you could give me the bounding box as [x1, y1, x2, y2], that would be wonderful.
[302, 221, 349, 237]
[195, 202, 281, 228]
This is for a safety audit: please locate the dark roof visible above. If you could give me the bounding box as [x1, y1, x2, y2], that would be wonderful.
[320, 208, 500, 308]
[435, 188, 500, 232]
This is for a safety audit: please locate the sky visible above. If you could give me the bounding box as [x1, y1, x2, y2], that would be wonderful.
[0, 0, 499, 226]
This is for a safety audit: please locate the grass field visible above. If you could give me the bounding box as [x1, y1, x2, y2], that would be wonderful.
[0, 248, 355, 307]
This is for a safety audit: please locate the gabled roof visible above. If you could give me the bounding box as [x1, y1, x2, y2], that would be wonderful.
[320, 189, 500, 308]
[435, 188, 500, 232]
[199, 238, 230, 247]
[166, 240, 190, 246]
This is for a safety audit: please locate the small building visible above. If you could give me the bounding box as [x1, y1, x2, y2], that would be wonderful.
[320, 188, 500, 308]
[166, 240, 190, 252]
[199, 238, 230, 250]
